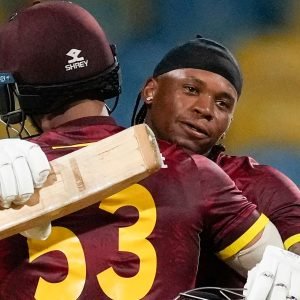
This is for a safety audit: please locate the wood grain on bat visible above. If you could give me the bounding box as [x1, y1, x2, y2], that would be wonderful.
[0, 124, 163, 240]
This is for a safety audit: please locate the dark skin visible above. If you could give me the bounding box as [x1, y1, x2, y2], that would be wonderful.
[142, 68, 237, 156]
[142, 68, 263, 251]
[142, 68, 300, 255]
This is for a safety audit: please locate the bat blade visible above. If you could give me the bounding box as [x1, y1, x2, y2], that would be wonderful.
[0, 124, 163, 240]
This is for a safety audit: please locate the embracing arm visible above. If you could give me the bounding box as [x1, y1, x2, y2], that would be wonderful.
[218, 155, 300, 256]
[249, 166, 300, 254]
[225, 221, 283, 277]
[287, 242, 300, 255]
[192, 154, 284, 276]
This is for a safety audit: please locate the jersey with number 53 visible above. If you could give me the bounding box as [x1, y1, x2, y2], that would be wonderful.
[0, 116, 266, 299]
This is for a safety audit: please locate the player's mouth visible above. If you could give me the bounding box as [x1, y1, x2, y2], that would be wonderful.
[181, 121, 210, 139]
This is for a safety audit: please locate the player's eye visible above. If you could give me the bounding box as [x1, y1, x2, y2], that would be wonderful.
[184, 85, 199, 95]
[216, 99, 231, 111]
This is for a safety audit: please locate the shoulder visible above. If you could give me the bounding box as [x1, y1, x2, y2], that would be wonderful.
[216, 153, 259, 171]
[217, 153, 299, 196]
[155, 143, 234, 190]
[193, 154, 234, 179]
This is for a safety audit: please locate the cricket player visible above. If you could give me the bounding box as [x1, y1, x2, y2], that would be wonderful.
[0, 1, 297, 299]
[132, 35, 300, 299]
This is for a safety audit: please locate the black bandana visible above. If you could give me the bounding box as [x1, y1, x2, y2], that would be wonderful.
[153, 36, 243, 95]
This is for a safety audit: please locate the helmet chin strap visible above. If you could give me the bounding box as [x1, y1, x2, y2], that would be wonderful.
[104, 95, 120, 115]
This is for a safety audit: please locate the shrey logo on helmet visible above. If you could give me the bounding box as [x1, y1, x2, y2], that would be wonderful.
[0, 0, 121, 137]
[65, 49, 89, 71]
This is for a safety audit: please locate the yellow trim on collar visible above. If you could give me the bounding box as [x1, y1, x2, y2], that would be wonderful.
[284, 234, 300, 250]
[52, 142, 94, 150]
[217, 214, 269, 260]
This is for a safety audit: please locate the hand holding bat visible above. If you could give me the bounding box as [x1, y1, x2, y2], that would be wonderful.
[0, 124, 164, 240]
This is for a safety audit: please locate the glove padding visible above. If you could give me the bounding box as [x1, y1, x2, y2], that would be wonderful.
[21, 222, 52, 240]
[0, 139, 51, 240]
[0, 139, 50, 207]
[244, 245, 300, 300]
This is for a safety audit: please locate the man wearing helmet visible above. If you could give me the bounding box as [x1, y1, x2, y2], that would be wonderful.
[0, 1, 294, 300]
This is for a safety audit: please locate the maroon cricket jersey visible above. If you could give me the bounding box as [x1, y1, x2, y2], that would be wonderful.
[197, 148, 300, 288]
[0, 117, 265, 299]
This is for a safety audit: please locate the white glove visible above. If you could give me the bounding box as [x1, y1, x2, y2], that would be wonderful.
[21, 222, 52, 240]
[244, 245, 300, 300]
[0, 139, 51, 239]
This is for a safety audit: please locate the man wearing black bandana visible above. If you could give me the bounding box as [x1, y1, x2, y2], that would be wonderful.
[132, 36, 300, 298]
[0, 1, 291, 295]
[0, 1, 288, 297]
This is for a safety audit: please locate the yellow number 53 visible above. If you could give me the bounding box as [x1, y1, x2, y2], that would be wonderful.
[28, 184, 157, 300]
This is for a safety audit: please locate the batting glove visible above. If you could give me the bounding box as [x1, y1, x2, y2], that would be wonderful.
[244, 245, 300, 300]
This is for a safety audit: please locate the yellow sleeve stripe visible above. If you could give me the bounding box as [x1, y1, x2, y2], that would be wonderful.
[284, 234, 300, 250]
[217, 214, 269, 260]
[52, 142, 94, 150]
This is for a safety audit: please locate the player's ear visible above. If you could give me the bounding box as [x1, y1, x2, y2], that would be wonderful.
[141, 78, 158, 105]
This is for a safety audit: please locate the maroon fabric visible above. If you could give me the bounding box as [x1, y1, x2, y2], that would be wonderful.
[0, 117, 260, 299]
[197, 152, 300, 288]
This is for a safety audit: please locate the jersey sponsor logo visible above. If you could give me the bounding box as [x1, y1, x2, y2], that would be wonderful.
[65, 49, 88, 71]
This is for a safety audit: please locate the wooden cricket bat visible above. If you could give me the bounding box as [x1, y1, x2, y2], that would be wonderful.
[0, 124, 163, 240]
